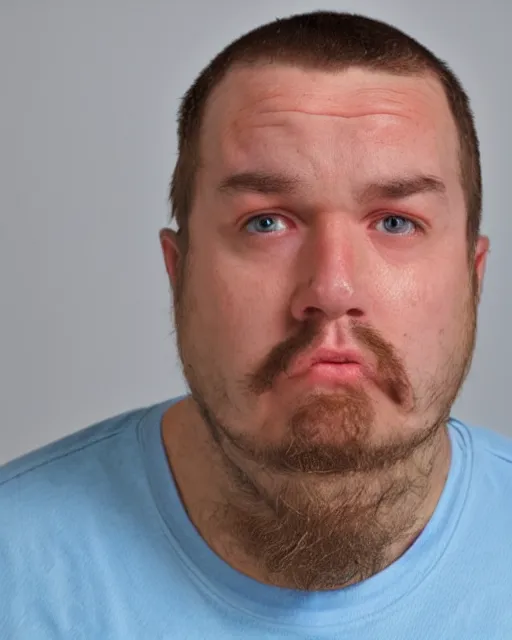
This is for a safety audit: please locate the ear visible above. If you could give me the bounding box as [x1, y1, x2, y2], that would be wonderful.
[473, 234, 490, 301]
[159, 228, 182, 290]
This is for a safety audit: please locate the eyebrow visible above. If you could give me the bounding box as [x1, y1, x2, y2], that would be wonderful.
[217, 171, 301, 196]
[217, 170, 447, 203]
[357, 175, 447, 203]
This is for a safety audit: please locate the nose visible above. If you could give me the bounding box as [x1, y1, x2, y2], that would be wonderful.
[290, 219, 366, 323]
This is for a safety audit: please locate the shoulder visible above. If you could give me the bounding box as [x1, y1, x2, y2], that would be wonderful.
[451, 417, 512, 491]
[0, 399, 173, 632]
[453, 418, 512, 463]
[0, 400, 165, 583]
[0, 401, 168, 544]
[0, 403, 151, 494]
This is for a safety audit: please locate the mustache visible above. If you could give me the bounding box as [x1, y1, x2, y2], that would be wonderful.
[246, 318, 411, 407]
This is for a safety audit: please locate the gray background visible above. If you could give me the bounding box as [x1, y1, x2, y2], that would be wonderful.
[0, 0, 510, 465]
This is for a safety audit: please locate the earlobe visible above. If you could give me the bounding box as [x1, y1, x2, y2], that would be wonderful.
[474, 234, 490, 299]
[159, 228, 182, 288]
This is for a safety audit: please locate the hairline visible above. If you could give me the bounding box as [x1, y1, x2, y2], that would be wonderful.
[191, 61, 465, 212]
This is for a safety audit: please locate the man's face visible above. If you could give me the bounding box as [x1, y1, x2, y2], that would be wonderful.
[162, 65, 488, 473]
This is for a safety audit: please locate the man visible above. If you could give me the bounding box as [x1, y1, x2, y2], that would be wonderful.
[1, 9, 511, 639]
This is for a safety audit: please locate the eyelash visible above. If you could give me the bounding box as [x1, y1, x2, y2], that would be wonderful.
[243, 212, 424, 235]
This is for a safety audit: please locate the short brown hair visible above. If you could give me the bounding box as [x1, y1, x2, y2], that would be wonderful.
[169, 11, 481, 253]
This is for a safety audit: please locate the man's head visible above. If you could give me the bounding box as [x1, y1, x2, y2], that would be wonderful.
[160, 11, 489, 589]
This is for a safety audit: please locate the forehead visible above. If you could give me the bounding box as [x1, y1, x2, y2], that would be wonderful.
[199, 65, 460, 195]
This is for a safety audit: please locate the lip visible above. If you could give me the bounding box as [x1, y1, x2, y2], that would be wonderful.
[286, 347, 368, 379]
[301, 362, 367, 387]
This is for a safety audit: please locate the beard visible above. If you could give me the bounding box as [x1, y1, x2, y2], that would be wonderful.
[172, 262, 478, 590]
[189, 383, 450, 590]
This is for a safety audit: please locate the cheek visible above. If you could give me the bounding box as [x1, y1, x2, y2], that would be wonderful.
[182, 250, 287, 367]
[373, 261, 471, 357]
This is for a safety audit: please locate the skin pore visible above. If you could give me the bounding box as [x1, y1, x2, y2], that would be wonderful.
[160, 65, 489, 591]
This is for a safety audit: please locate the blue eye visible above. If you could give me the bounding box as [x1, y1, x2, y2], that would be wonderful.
[376, 215, 418, 235]
[245, 215, 287, 234]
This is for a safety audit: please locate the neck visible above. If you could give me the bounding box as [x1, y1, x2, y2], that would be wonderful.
[162, 398, 452, 591]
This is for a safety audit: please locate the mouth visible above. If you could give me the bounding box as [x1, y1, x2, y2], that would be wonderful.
[285, 347, 369, 385]
[292, 361, 365, 386]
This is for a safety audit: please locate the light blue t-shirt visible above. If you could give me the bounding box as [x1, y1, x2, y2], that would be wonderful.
[2, 396, 512, 639]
